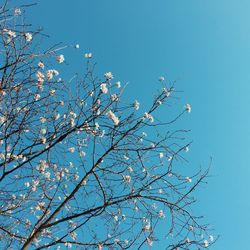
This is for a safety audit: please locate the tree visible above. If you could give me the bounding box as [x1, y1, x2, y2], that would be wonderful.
[0, 1, 215, 249]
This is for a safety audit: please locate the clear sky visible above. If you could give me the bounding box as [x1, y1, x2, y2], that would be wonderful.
[26, 0, 250, 249]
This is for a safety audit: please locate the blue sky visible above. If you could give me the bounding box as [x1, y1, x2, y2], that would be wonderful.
[26, 0, 250, 249]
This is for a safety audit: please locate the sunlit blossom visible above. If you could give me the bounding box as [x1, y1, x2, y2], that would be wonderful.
[25, 33, 32, 42]
[54, 113, 60, 121]
[100, 83, 108, 94]
[146, 237, 153, 246]
[34, 94, 40, 101]
[143, 222, 151, 232]
[111, 94, 118, 101]
[203, 240, 209, 247]
[134, 100, 140, 110]
[144, 112, 154, 122]
[116, 81, 121, 88]
[209, 235, 214, 242]
[123, 175, 131, 183]
[167, 156, 173, 161]
[38, 62, 44, 69]
[24, 182, 30, 188]
[40, 117, 46, 123]
[104, 72, 113, 80]
[185, 103, 191, 113]
[80, 151, 86, 157]
[69, 147, 75, 153]
[14, 8, 22, 16]
[106, 110, 119, 125]
[159, 210, 165, 218]
[159, 76, 165, 81]
[56, 54, 65, 64]
[84, 53, 92, 58]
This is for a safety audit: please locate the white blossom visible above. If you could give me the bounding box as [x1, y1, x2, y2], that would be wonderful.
[203, 240, 209, 247]
[123, 155, 129, 160]
[53, 69, 59, 76]
[38, 62, 44, 69]
[44, 172, 51, 179]
[54, 113, 60, 121]
[100, 83, 108, 94]
[106, 110, 119, 125]
[209, 235, 214, 242]
[158, 210, 165, 218]
[84, 53, 92, 58]
[56, 55, 65, 64]
[114, 239, 120, 244]
[116, 81, 121, 88]
[159, 152, 164, 159]
[41, 137, 46, 144]
[123, 175, 131, 183]
[185, 103, 191, 113]
[14, 8, 22, 16]
[134, 100, 140, 110]
[36, 71, 45, 84]
[34, 94, 40, 101]
[80, 151, 86, 157]
[152, 203, 157, 210]
[167, 156, 173, 161]
[69, 147, 75, 153]
[69, 231, 77, 240]
[46, 70, 53, 80]
[158, 188, 163, 194]
[162, 87, 170, 97]
[24, 182, 30, 188]
[5, 29, 16, 38]
[111, 94, 118, 101]
[127, 166, 133, 172]
[70, 118, 75, 127]
[65, 242, 72, 248]
[25, 33, 32, 42]
[144, 112, 154, 123]
[0, 116, 6, 124]
[146, 237, 153, 246]
[40, 117, 46, 123]
[185, 176, 192, 183]
[104, 72, 113, 80]
[157, 100, 162, 105]
[143, 222, 151, 232]
[50, 89, 56, 96]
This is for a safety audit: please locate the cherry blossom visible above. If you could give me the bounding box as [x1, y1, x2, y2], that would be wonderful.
[56, 54, 65, 64]
[25, 33, 32, 42]
[185, 103, 191, 113]
[104, 72, 113, 80]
